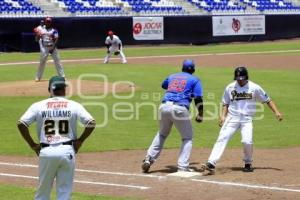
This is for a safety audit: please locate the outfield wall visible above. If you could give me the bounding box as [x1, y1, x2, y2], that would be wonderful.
[1, 15, 300, 52]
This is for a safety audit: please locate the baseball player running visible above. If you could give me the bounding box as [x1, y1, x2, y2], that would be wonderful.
[104, 30, 127, 64]
[17, 76, 96, 200]
[142, 59, 203, 173]
[35, 17, 65, 82]
[201, 66, 283, 174]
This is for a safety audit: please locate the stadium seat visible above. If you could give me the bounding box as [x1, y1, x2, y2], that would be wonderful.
[56, 0, 125, 15]
[121, 0, 185, 15]
[0, 0, 43, 16]
[185, 0, 300, 14]
[1, 0, 300, 16]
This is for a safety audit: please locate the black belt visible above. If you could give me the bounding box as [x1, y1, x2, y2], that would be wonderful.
[40, 140, 73, 148]
[162, 101, 189, 110]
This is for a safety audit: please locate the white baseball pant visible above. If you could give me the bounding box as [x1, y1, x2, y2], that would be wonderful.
[104, 46, 127, 64]
[146, 102, 193, 169]
[208, 116, 253, 166]
[35, 144, 75, 200]
[36, 46, 65, 81]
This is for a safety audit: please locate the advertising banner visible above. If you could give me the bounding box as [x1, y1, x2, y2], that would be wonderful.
[212, 15, 265, 36]
[133, 17, 164, 40]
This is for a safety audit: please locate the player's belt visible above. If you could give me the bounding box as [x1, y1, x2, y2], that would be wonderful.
[162, 101, 189, 110]
[40, 140, 73, 148]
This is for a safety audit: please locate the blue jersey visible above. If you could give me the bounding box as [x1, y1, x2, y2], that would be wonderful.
[161, 72, 202, 108]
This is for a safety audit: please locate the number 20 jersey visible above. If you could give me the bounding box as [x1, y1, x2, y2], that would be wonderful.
[19, 97, 94, 144]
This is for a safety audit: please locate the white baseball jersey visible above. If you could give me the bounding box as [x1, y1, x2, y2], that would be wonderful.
[222, 81, 270, 118]
[105, 35, 122, 48]
[40, 27, 58, 47]
[19, 97, 94, 144]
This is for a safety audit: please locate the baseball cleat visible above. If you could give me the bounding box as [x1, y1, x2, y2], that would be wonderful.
[243, 164, 254, 172]
[200, 162, 216, 175]
[141, 156, 154, 173]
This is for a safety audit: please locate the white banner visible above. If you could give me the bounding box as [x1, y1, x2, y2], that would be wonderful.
[213, 15, 265, 36]
[133, 17, 164, 40]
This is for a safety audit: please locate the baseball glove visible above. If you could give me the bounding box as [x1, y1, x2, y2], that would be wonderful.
[114, 51, 120, 55]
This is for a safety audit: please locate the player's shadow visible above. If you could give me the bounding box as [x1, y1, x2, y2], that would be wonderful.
[229, 166, 283, 171]
[148, 162, 200, 174]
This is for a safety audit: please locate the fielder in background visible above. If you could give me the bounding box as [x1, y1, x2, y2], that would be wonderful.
[104, 30, 127, 64]
[142, 59, 203, 173]
[17, 76, 96, 200]
[35, 17, 65, 82]
[201, 66, 283, 174]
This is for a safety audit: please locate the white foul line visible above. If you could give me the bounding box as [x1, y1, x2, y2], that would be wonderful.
[0, 162, 163, 179]
[76, 168, 165, 179]
[0, 172, 37, 180]
[191, 179, 300, 193]
[0, 172, 149, 190]
[1, 49, 300, 66]
[0, 162, 37, 168]
[74, 179, 149, 190]
[1, 161, 300, 193]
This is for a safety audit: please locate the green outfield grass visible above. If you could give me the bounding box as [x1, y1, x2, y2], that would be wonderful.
[0, 41, 300, 156]
[1, 39, 300, 62]
[0, 40, 300, 199]
[0, 184, 134, 200]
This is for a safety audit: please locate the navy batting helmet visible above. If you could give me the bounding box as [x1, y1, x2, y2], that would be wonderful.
[182, 59, 195, 74]
[234, 66, 248, 80]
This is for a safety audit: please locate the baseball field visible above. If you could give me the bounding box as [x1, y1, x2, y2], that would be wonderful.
[0, 39, 299, 199]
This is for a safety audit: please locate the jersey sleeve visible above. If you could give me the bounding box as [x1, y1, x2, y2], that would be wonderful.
[105, 37, 110, 45]
[18, 103, 37, 127]
[52, 29, 59, 39]
[116, 36, 122, 45]
[77, 104, 95, 125]
[222, 86, 231, 105]
[161, 77, 169, 90]
[192, 78, 203, 98]
[255, 85, 271, 103]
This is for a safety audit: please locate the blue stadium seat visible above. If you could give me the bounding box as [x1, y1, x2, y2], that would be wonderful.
[184, 0, 300, 13]
[0, 0, 43, 15]
[121, 0, 184, 14]
[58, 0, 124, 14]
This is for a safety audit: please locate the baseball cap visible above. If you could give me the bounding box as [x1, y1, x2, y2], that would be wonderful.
[48, 76, 67, 91]
[45, 17, 52, 25]
[108, 31, 114, 36]
[45, 17, 52, 22]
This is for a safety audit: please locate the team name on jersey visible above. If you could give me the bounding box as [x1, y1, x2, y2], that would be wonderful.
[231, 90, 253, 101]
[47, 101, 68, 109]
[41, 110, 71, 118]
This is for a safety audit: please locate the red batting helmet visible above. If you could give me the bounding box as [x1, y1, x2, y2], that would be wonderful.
[108, 31, 114, 36]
